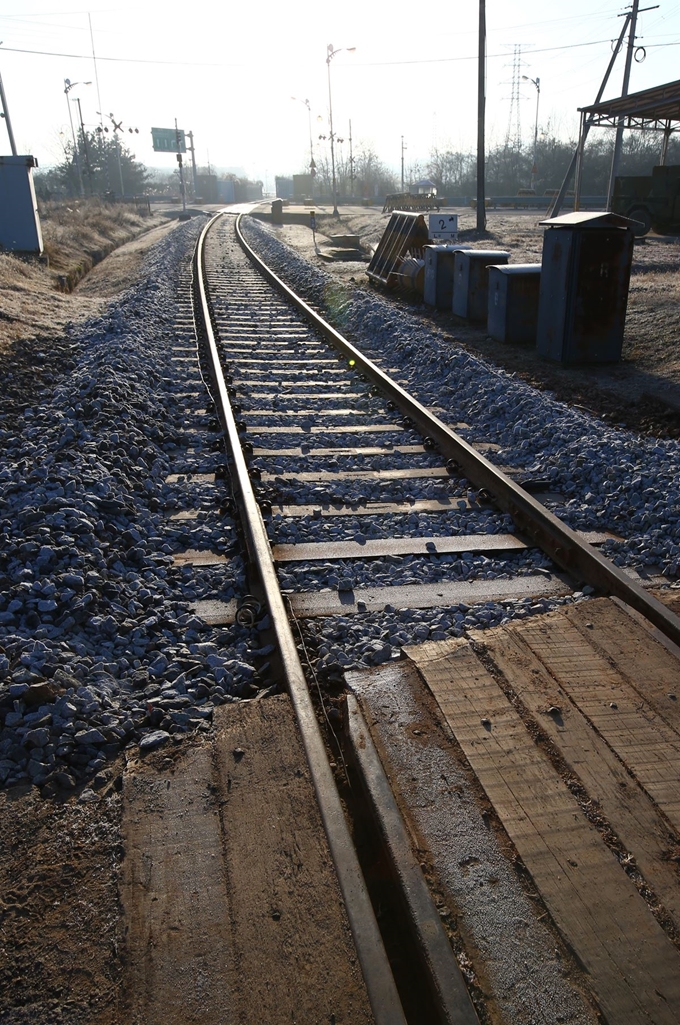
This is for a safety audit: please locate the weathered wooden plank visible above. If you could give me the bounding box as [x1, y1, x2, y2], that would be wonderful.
[564, 598, 680, 734]
[475, 624, 680, 930]
[410, 639, 680, 1025]
[517, 614, 680, 834]
[120, 698, 375, 1025]
[120, 744, 236, 1024]
[211, 696, 375, 1025]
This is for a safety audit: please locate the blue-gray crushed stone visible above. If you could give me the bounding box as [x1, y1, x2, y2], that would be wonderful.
[239, 216, 678, 671]
[242, 217, 680, 581]
[0, 219, 262, 793]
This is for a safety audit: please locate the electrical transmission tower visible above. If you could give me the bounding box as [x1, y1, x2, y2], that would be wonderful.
[504, 44, 523, 152]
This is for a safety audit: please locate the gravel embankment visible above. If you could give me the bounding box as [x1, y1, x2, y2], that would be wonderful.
[0, 218, 265, 794]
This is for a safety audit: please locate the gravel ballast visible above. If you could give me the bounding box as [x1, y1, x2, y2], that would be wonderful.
[0, 219, 264, 794]
[242, 217, 680, 581]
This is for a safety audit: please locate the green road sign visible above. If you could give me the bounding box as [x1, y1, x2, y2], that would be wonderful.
[151, 127, 186, 153]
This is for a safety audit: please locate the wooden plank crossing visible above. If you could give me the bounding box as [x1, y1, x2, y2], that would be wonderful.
[472, 623, 680, 931]
[513, 612, 680, 833]
[408, 600, 680, 1025]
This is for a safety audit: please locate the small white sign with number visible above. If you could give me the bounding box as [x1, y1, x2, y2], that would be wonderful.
[429, 213, 458, 239]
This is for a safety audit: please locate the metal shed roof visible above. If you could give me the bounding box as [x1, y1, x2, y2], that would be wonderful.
[539, 211, 637, 229]
[578, 78, 680, 131]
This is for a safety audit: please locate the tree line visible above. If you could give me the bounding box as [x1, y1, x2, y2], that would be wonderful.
[36, 127, 680, 202]
[312, 130, 680, 200]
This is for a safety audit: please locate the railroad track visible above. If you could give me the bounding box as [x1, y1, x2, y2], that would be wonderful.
[187, 210, 680, 1024]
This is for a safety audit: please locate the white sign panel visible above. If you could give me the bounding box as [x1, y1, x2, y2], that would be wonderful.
[429, 213, 458, 239]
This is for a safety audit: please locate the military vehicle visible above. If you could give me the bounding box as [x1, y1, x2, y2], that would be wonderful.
[611, 164, 680, 237]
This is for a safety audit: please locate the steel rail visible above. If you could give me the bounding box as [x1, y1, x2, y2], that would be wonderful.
[235, 212, 680, 650]
[193, 213, 408, 1025]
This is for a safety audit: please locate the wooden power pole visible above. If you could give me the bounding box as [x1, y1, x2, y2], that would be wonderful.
[477, 0, 486, 231]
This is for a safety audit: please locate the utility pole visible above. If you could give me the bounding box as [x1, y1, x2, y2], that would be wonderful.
[606, 0, 646, 209]
[187, 130, 198, 197]
[548, 11, 632, 217]
[401, 135, 406, 192]
[477, 0, 486, 231]
[0, 58, 17, 155]
[64, 80, 86, 197]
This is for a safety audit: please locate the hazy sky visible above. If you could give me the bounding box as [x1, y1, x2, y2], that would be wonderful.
[1, 0, 679, 187]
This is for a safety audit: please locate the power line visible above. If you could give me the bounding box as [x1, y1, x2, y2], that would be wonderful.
[0, 35, 657, 70]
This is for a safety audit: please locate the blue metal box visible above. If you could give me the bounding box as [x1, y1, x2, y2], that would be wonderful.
[0, 155, 42, 254]
[452, 250, 510, 321]
[423, 244, 470, 308]
[487, 264, 542, 344]
[536, 211, 635, 363]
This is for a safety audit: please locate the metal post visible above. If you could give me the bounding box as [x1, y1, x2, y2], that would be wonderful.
[64, 81, 85, 197]
[188, 130, 198, 196]
[0, 66, 17, 156]
[476, 0, 486, 230]
[660, 122, 672, 165]
[607, 0, 640, 209]
[547, 12, 631, 218]
[573, 111, 587, 210]
[326, 45, 338, 216]
[307, 102, 315, 189]
[75, 97, 93, 194]
[175, 118, 187, 213]
[522, 76, 540, 191]
[115, 132, 124, 197]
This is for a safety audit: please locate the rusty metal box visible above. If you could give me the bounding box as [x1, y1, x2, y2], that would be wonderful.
[536, 211, 635, 363]
[423, 244, 470, 308]
[452, 250, 510, 321]
[487, 264, 542, 343]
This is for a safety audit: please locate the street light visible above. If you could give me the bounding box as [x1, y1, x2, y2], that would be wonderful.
[522, 75, 540, 192]
[326, 43, 355, 217]
[291, 96, 316, 189]
[64, 78, 91, 197]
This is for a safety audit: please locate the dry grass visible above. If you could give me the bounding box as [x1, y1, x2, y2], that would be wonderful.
[0, 198, 166, 353]
[39, 197, 160, 282]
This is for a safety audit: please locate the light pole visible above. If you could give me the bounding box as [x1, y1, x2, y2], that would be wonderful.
[73, 96, 93, 194]
[64, 79, 91, 197]
[291, 96, 316, 190]
[326, 43, 355, 217]
[522, 75, 540, 192]
[401, 135, 407, 192]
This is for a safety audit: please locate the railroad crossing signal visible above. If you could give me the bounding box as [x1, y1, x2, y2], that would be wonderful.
[151, 127, 186, 153]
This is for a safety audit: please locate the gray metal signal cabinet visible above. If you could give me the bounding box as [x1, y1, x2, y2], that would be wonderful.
[487, 264, 542, 344]
[536, 211, 635, 363]
[0, 155, 43, 254]
[423, 244, 470, 308]
[452, 249, 510, 321]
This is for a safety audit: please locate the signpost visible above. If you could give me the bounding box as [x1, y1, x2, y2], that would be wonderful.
[151, 127, 186, 153]
[429, 213, 459, 240]
[151, 122, 189, 217]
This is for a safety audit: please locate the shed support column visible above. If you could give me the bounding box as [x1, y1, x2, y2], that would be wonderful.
[660, 122, 672, 166]
[573, 112, 587, 212]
